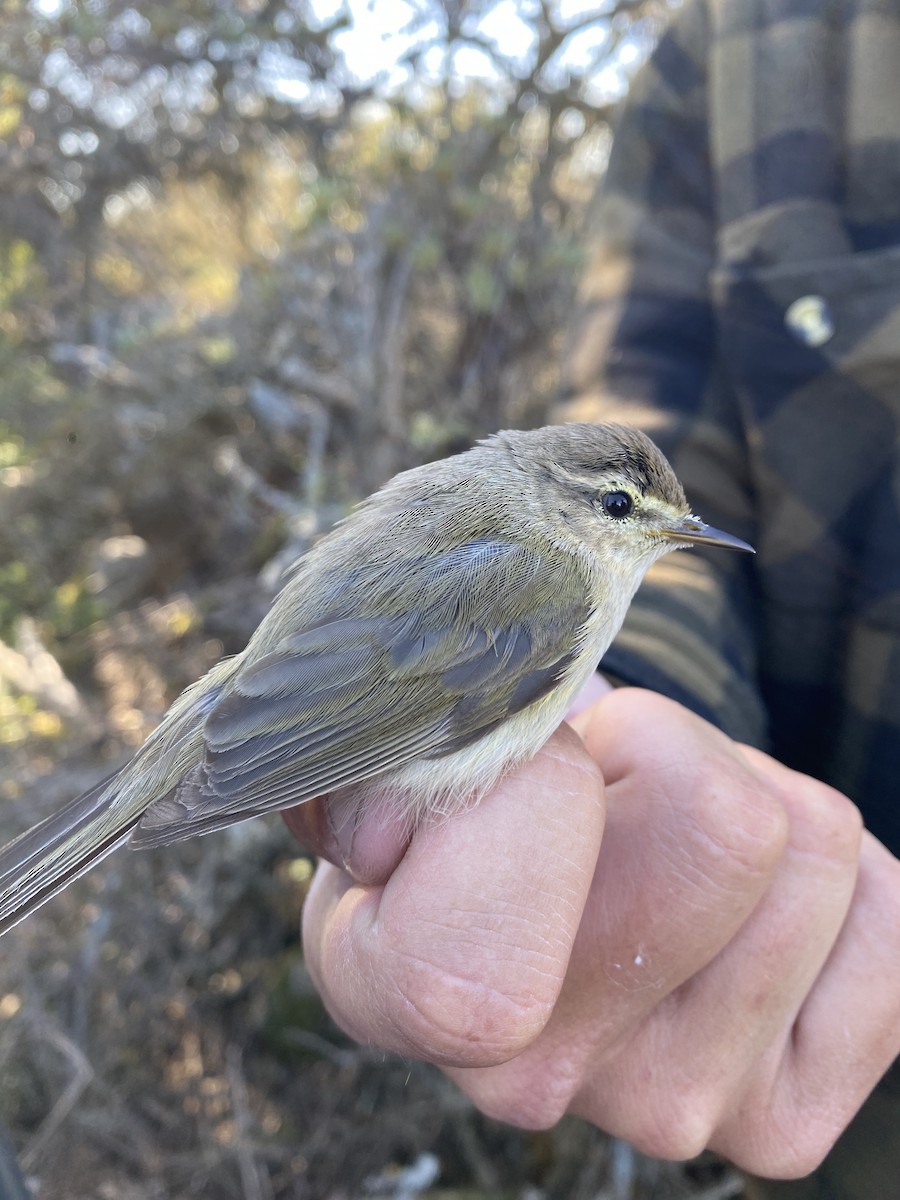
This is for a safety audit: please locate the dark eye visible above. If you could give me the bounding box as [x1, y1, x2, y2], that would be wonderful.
[600, 490, 634, 520]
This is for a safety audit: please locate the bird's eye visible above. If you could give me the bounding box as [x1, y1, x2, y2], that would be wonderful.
[600, 490, 634, 520]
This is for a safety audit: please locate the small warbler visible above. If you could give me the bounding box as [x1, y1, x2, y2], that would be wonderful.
[0, 423, 752, 934]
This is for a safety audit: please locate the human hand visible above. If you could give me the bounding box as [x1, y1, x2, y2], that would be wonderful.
[288, 688, 900, 1178]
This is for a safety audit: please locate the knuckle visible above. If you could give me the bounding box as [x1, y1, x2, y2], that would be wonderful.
[817, 786, 863, 849]
[676, 772, 789, 895]
[703, 775, 790, 875]
[869, 849, 900, 962]
[385, 950, 554, 1067]
[787, 774, 864, 864]
[757, 1146, 833, 1180]
[728, 1120, 839, 1180]
[625, 1094, 717, 1163]
[475, 1066, 579, 1131]
[715, 1078, 853, 1179]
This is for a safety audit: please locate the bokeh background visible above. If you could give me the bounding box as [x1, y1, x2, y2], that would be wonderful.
[0, 2, 741, 1196]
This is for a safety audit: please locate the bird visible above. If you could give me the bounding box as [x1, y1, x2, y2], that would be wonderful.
[0, 423, 752, 935]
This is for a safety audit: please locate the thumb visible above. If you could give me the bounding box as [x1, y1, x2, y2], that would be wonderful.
[281, 787, 413, 885]
[301, 723, 607, 1064]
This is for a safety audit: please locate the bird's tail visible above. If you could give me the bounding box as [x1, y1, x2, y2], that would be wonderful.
[0, 772, 138, 936]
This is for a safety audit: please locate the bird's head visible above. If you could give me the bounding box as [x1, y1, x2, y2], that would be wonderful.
[494, 422, 754, 570]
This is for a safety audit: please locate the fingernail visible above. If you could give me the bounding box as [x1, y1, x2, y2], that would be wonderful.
[281, 795, 349, 870]
[326, 790, 360, 872]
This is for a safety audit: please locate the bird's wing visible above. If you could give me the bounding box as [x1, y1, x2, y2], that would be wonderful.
[133, 539, 590, 844]
[0, 771, 137, 934]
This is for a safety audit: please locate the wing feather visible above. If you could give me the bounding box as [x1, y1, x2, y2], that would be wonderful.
[134, 538, 591, 843]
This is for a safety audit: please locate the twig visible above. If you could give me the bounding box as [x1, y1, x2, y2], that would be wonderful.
[20, 1023, 94, 1171]
[610, 1138, 635, 1200]
[0, 1119, 30, 1200]
[226, 1044, 271, 1200]
[692, 1172, 744, 1200]
[278, 1027, 360, 1069]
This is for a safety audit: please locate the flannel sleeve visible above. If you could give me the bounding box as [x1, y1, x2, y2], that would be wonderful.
[558, 0, 769, 748]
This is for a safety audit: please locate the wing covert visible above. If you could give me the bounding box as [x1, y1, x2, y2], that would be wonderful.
[136, 538, 591, 841]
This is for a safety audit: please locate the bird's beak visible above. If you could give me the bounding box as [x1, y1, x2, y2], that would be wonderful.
[665, 515, 755, 553]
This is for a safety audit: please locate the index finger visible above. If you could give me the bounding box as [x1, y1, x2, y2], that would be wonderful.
[561, 689, 791, 1013]
[301, 724, 606, 1067]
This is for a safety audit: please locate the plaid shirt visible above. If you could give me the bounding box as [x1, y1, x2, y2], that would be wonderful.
[560, 0, 900, 853]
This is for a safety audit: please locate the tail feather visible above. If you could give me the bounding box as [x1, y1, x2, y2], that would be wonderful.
[0, 667, 235, 936]
[0, 772, 138, 935]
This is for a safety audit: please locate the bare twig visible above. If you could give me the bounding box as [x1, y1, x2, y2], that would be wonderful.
[20, 1022, 94, 1171]
[226, 1044, 272, 1200]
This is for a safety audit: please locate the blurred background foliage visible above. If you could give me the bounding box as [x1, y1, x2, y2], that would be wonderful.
[0, 0, 670, 671]
[0, 3, 741, 1198]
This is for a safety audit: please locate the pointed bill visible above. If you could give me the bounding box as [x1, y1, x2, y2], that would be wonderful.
[665, 515, 755, 553]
